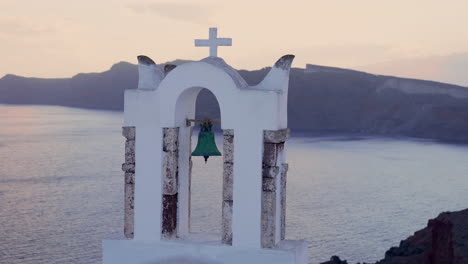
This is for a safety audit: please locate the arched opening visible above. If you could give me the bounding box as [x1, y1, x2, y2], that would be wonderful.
[189, 88, 223, 239]
[168, 86, 233, 244]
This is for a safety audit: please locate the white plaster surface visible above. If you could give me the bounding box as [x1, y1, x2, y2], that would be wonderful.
[108, 53, 306, 263]
[134, 122, 163, 240]
[137, 63, 164, 90]
[177, 125, 192, 238]
[232, 128, 263, 247]
[124, 56, 292, 130]
[103, 239, 308, 264]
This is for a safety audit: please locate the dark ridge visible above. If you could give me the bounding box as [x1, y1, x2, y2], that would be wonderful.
[164, 64, 177, 74]
[1, 60, 468, 142]
[137, 55, 155, 65]
[274, 55, 295, 70]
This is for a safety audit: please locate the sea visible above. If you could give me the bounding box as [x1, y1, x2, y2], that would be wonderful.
[0, 104, 467, 264]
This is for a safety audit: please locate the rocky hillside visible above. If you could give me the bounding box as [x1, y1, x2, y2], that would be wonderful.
[321, 208, 468, 264]
[376, 208, 468, 264]
[0, 62, 137, 110]
[1, 61, 468, 142]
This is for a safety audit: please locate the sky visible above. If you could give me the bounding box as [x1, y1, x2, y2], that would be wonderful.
[1, 0, 467, 86]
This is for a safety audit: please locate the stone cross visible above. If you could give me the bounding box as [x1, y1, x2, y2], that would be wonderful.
[194, 27, 232, 57]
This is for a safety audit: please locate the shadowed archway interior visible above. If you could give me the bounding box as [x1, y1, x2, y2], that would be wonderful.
[190, 89, 223, 238]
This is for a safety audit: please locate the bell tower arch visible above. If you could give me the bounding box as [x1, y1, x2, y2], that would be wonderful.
[168, 85, 233, 243]
[103, 28, 308, 264]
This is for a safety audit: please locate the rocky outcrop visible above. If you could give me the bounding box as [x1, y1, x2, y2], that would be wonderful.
[375, 208, 468, 264]
[320, 256, 348, 264]
[321, 209, 468, 264]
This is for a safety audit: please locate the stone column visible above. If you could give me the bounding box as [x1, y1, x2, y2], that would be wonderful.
[261, 129, 289, 248]
[280, 163, 288, 240]
[222, 129, 234, 245]
[162, 127, 179, 239]
[122, 126, 136, 238]
[177, 125, 192, 237]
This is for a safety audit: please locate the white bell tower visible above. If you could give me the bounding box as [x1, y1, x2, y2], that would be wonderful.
[103, 28, 308, 264]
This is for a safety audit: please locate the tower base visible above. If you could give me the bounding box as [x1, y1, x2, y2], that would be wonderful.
[103, 237, 308, 264]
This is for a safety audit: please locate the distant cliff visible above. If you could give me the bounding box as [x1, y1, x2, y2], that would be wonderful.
[320, 208, 468, 264]
[1, 61, 468, 142]
[376, 208, 468, 264]
[0, 62, 137, 110]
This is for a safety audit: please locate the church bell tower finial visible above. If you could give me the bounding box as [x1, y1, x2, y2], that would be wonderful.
[194, 27, 232, 57]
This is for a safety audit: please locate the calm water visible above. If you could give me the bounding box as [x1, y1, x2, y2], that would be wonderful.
[1, 104, 467, 264]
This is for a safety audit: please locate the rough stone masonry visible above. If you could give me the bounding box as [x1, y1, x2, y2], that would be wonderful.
[162, 127, 179, 238]
[222, 129, 234, 245]
[122, 126, 136, 238]
[261, 129, 289, 248]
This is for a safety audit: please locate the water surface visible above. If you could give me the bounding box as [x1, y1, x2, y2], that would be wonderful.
[1, 104, 467, 264]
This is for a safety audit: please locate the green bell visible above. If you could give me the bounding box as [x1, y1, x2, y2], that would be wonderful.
[192, 121, 222, 163]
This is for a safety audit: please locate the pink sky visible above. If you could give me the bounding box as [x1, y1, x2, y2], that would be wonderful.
[0, 0, 467, 85]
